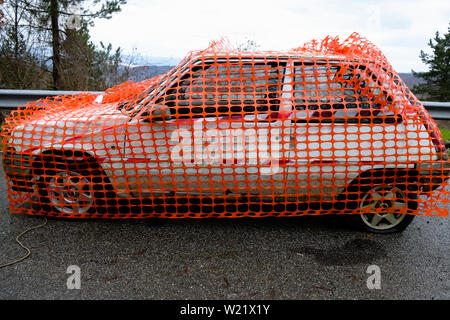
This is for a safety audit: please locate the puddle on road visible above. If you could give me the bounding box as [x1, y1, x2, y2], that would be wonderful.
[292, 239, 387, 266]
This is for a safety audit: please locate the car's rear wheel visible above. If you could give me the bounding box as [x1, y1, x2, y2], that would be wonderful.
[354, 184, 415, 233]
[340, 172, 417, 233]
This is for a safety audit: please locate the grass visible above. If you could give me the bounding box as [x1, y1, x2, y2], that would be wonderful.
[440, 128, 450, 142]
[438, 128, 450, 155]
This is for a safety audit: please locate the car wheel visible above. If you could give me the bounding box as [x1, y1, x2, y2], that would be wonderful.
[34, 157, 115, 217]
[46, 169, 94, 215]
[340, 174, 417, 234]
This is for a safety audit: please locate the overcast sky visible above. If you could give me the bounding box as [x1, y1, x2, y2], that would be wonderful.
[89, 0, 450, 72]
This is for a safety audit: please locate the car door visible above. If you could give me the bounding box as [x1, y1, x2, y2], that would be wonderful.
[121, 57, 291, 204]
[286, 61, 346, 203]
[167, 58, 290, 199]
[205, 59, 290, 201]
[120, 69, 194, 198]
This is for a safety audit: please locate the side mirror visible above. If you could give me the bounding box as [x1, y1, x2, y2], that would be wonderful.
[268, 109, 291, 120]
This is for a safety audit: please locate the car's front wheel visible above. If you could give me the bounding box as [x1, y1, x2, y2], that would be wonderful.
[34, 155, 115, 217]
[46, 169, 94, 215]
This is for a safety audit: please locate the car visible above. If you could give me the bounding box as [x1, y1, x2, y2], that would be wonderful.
[2, 34, 449, 233]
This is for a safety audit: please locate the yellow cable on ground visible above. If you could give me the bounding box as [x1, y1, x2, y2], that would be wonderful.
[0, 216, 48, 268]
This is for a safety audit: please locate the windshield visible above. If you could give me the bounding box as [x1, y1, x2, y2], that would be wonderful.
[119, 59, 194, 118]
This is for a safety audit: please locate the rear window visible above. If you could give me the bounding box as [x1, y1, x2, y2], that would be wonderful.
[292, 62, 396, 124]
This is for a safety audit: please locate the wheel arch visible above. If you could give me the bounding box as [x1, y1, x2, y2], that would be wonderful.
[31, 149, 106, 177]
[338, 167, 420, 202]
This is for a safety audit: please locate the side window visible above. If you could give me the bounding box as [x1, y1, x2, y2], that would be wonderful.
[157, 65, 204, 118]
[292, 62, 396, 124]
[158, 60, 284, 120]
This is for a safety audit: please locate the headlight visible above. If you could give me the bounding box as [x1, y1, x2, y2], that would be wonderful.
[3, 150, 32, 175]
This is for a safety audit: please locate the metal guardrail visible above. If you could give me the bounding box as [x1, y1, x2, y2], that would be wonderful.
[0, 89, 102, 109]
[0, 89, 450, 120]
[419, 101, 450, 120]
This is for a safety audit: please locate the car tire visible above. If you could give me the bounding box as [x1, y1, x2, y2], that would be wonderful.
[339, 171, 418, 234]
[33, 156, 116, 217]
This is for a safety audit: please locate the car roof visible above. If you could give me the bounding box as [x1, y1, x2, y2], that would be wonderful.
[185, 51, 376, 66]
[196, 51, 349, 60]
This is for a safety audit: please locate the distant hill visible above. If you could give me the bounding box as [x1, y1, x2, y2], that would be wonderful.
[398, 73, 425, 89]
[118, 54, 181, 83]
[121, 55, 181, 67]
[125, 65, 175, 82]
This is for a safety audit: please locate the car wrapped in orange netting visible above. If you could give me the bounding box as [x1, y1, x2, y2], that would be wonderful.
[1, 33, 449, 233]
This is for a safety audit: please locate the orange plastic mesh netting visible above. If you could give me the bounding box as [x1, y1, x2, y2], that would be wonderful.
[1, 33, 449, 219]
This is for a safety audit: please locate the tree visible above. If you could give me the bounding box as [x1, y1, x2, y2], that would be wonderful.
[27, 0, 126, 89]
[412, 24, 450, 101]
[0, 0, 50, 89]
[0, 0, 127, 90]
[59, 25, 122, 90]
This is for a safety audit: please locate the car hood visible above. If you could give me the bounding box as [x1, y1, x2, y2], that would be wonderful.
[9, 102, 130, 153]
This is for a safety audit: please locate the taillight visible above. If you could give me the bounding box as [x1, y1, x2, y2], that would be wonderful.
[429, 130, 446, 153]
[420, 114, 445, 153]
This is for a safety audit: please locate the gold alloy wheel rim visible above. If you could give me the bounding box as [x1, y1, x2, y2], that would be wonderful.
[359, 185, 407, 230]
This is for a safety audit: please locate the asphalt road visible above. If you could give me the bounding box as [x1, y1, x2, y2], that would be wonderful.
[0, 169, 449, 300]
